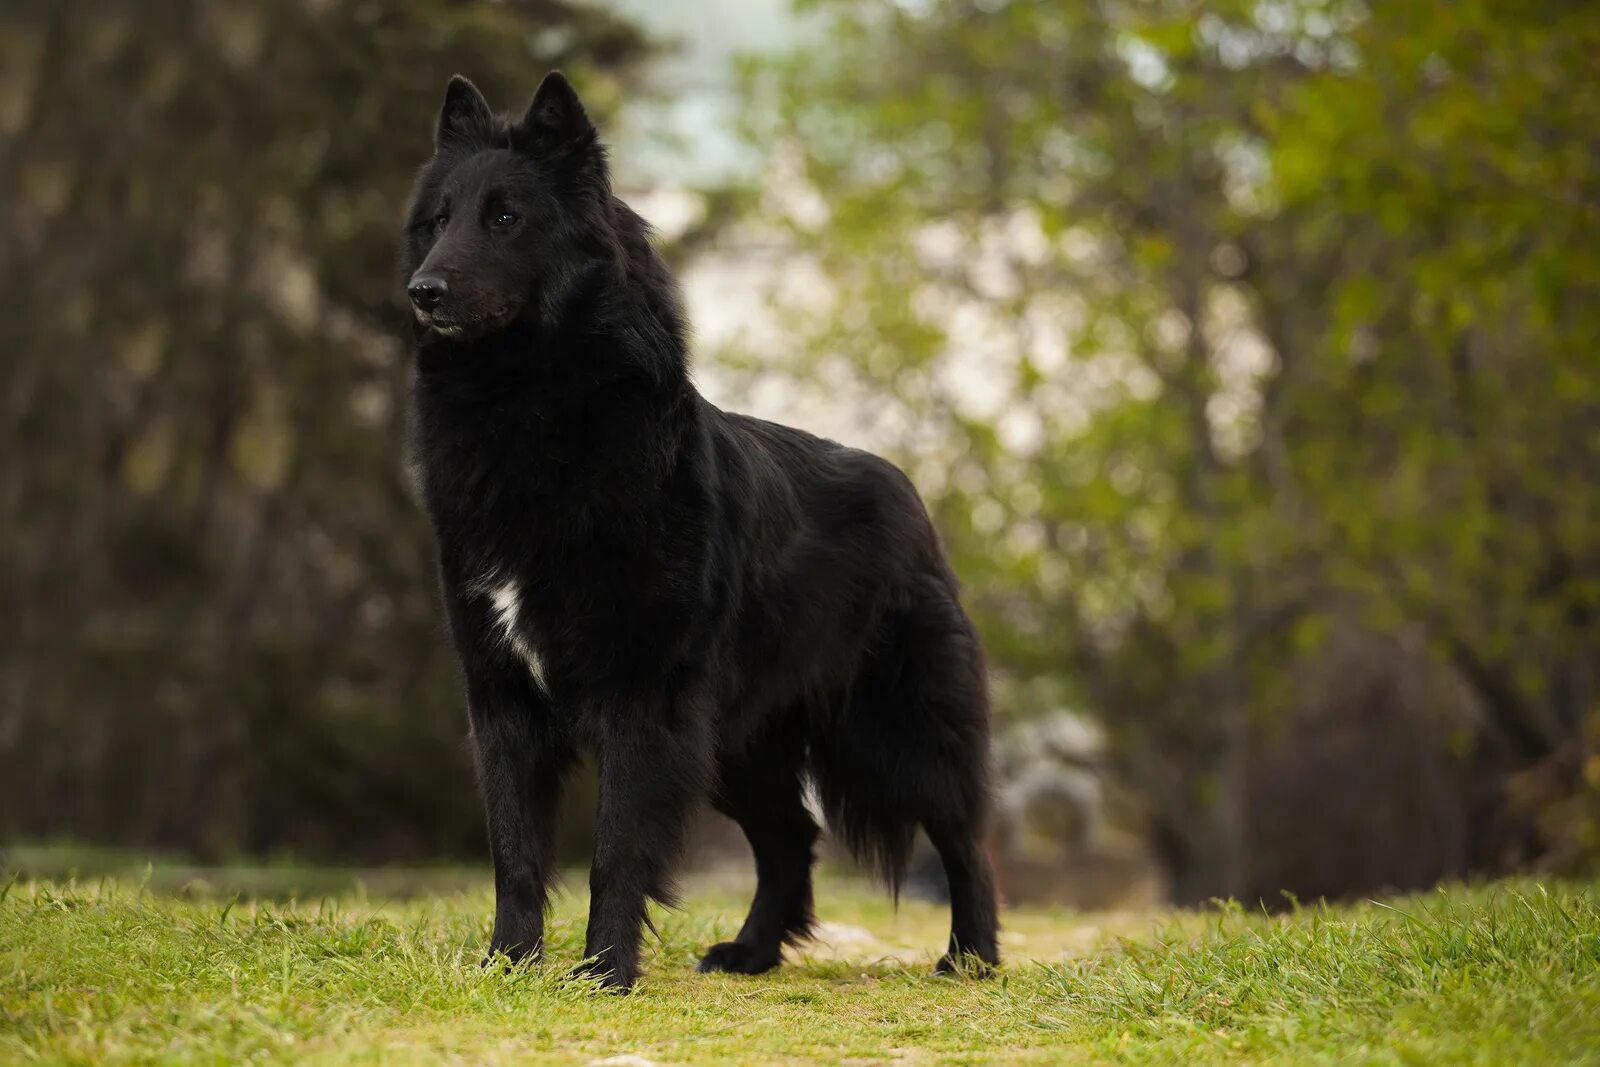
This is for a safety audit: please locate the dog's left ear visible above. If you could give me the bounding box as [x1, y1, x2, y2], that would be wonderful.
[515, 71, 594, 150]
[436, 75, 494, 151]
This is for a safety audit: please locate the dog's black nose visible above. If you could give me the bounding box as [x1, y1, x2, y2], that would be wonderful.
[408, 276, 448, 311]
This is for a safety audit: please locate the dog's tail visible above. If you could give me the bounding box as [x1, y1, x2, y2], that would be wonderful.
[804, 584, 993, 903]
[805, 660, 926, 899]
[806, 745, 918, 899]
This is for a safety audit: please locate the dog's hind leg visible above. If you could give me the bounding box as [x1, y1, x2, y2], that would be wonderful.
[914, 608, 1000, 974]
[925, 811, 999, 974]
[697, 719, 819, 975]
[914, 609, 1000, 974]
[814, 580, 1000, 974]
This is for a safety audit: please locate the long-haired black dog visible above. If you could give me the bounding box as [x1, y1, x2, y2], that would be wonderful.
[403, 71, 999, 989]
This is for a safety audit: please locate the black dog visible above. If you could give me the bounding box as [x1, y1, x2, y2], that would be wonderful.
[403, 72, 999, 989]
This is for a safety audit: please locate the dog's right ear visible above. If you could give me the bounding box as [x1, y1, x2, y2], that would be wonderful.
[435, 75, 493, 151]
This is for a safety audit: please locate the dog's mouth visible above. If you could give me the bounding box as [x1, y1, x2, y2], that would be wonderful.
[415, 306, 516, 341]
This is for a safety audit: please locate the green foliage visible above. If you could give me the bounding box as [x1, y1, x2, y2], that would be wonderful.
[0, 1, 655, 860]
[2, 874, 1596, 1063]
[724, 0, 1600, 898]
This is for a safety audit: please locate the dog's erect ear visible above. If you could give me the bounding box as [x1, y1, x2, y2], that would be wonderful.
[516, 71, 594, 150]
[436, 75, 493, 151]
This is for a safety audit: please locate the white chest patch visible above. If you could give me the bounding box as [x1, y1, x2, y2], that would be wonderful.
[483, 578, 547, 692]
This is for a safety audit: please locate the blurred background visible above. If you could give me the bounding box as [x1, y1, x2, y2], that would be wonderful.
[2, 0, 1597, 909]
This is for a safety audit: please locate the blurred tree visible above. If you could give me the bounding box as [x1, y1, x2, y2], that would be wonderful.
[726, 0, 1600, 900]
[0, 0, 655, 861]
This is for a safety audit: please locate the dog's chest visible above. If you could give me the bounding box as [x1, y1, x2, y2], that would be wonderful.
[475, 575, 548, 692]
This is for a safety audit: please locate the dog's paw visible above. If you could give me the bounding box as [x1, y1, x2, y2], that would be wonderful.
[933, 951, 997, 979]
[696, 940, 782, 975]
[567, 958, 637, 992]
[480, 941, 538, 971]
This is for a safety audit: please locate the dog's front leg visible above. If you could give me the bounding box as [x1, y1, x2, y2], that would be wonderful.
[577, 700, 710, 989]
[446, 574, 574, 968]
[469, 683, 572, 966]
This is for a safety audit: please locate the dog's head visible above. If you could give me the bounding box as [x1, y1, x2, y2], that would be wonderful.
[403, 72, 613, 342]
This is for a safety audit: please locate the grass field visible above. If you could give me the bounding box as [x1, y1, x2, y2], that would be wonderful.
[2, 865, 1597, 1065]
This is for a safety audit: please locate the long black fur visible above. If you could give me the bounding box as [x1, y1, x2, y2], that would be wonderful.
[402, 72, 999, 989]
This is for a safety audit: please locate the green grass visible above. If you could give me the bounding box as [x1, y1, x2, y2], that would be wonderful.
[2, 870, 1597, 1065]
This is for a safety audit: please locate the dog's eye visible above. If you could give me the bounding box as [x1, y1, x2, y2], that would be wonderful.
[433, 213, 449, 230]
[492, 212, 520, 229]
